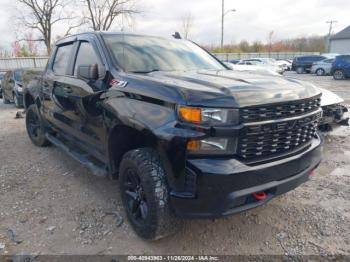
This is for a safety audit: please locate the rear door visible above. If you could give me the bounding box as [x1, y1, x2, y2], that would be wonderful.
[40, 42, 77, 133]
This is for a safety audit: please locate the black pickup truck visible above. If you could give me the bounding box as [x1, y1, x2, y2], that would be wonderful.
[24, 32, 323, 240]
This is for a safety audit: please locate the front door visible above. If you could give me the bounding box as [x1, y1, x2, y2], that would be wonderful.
[65, 40, 108, 154]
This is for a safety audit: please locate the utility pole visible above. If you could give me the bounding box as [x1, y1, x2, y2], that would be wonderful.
[220, 0, 236, 50]
[221, 0, 224, 49]
[326, 20, 337, 52]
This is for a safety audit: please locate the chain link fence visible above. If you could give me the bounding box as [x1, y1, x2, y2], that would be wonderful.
[0, 57, 49, 71]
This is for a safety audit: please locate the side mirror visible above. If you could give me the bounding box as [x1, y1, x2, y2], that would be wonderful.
[77, 64, 99, 80]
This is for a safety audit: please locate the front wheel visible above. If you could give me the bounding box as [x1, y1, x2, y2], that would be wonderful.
[119, 148, 180, 240]
[316, 68, 325, 76]
[333, 70, 345, 80]
[26, 104, 50, 147]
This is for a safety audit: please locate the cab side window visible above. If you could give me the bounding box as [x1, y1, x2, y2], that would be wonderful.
[74, 42, 102, 77]
[53, 44, 74, 75]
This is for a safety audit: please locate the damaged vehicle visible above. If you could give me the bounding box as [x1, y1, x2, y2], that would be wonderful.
[318, 87, 349, 131]
[23, 32, 322, 240]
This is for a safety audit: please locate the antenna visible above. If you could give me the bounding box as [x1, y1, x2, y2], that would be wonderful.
[172, 32, 182, 39]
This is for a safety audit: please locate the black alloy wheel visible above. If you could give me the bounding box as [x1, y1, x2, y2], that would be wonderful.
[123, 167, 149, 224]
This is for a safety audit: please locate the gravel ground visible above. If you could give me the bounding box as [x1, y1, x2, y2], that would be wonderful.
[0, 71, 349, 256]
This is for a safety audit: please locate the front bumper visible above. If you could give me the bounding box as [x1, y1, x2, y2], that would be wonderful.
[170, 136, 322, 218]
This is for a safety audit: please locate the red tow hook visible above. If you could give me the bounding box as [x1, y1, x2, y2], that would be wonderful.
[252, 191, 267, 201]
[309, 170, 316, 176]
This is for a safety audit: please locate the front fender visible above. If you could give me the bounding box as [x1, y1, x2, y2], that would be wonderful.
[102, 95, 205, 192]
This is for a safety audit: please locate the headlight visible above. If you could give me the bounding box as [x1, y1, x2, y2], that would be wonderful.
[178, 106, 239, 125]
[187, 137, 237, 155]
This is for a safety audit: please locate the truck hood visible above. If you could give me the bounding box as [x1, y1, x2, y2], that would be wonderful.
[128, 70, 321, 108]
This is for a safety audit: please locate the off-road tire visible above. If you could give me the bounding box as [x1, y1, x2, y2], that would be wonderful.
[26, 104, 50, 147]
[119, 148, 180, 240]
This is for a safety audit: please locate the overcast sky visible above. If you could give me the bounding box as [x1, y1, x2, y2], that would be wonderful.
[1, 0, 350, 52]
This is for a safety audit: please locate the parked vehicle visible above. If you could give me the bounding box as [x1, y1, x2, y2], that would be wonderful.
[224, 62, 280, 76]
[239, 58, 284, 74]
[24, 32, 322, 240]
[0, 72, 5, 98]
[228, 59, 240, 64]
[292, 55, 327, 74]
[311, 58, 335, 76]
[331, 55, 350, 80]
[2, 68, 43, 107]
[2, 69, 24, 107]
[276, 59, 292, 71]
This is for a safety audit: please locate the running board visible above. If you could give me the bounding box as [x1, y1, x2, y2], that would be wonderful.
[46, 134, 108, 178]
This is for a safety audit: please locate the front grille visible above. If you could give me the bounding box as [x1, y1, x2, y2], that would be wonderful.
[240, 96, 321, 123]
[237, 110, 321, 161]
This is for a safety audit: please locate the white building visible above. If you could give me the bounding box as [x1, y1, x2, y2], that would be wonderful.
[330, 25, 350, 54]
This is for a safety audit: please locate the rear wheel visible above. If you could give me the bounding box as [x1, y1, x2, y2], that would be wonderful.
[119, 148, 179, 240]
[333, 70, 345, 80]
[316, 68, 325, 76]
[296, 67, 304, 74]
[26, 104, 50, 147]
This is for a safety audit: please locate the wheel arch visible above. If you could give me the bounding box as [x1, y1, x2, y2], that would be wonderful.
[107, 124, 158, 179]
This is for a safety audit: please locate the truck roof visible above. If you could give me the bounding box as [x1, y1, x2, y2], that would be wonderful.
[55, 31, 168, 46]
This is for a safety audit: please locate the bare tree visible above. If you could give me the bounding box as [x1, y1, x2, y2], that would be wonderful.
[16, 0, 84, 54]
[181, 13, 194, 39]
[82, 0, 138, 31]
[267, 30, 274, 54]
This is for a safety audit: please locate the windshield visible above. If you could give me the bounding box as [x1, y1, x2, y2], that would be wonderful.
[103, 34, 225, 73]
[0, 74, 4, 80]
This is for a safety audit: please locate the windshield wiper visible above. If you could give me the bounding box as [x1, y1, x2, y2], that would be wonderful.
[130, 69, 161, 74]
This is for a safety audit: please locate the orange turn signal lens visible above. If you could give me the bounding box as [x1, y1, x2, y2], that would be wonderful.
[178, 106, 202, 123]
[187, 140, 201, 151]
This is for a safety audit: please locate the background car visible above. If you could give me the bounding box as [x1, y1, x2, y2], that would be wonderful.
[276, 59, 292, 71]
[228, 59, 240, 64]
[238, 58, 284, 74]
[2, 69, 25, 108]
[311, 58, 335, 76]
[331, 55, 350, 80]
[224, 62, 280, 76]
[0, 72, 5, 98]
[292, 55, 326, 74]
